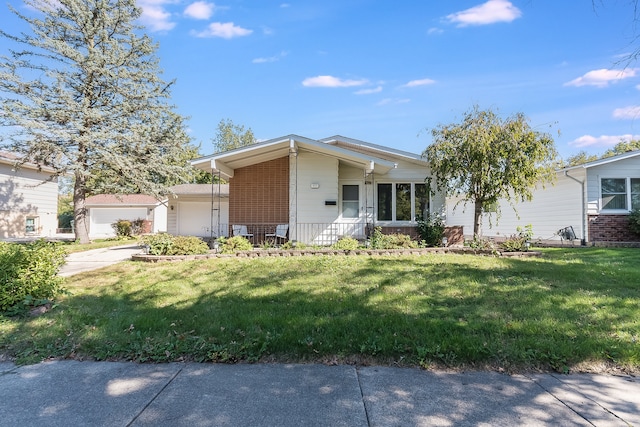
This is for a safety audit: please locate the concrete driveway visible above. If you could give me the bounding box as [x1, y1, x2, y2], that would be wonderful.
[59, 244, 143, 277]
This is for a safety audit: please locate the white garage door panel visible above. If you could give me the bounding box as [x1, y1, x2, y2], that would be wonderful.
[90, 208, 148, 237]
[178, 202, 212, 237]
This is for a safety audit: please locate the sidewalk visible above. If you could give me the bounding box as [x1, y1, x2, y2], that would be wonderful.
[59, 244, 143, 277]
[0, 360, 637, 426]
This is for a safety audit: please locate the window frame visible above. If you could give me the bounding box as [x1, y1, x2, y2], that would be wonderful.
[25, 216, 39, 234]
[375, 181, 430, 223]
[340, 184, 360, 219]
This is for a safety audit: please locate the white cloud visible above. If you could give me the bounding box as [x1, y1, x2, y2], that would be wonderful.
[138, 0, 176, 32]
[564, 68, 638, 88]
[428, 27, 444, 35]
[569, 134, 640, 148]
[193, 22, 253, 39]
[302, 75, 368, 88]
[446, 0, 522, 27]
[613, 106, 640, 119]
[252, 51, 288, 64]
[184, 1, 215, 20]
[376, 98, 411, 106]
[354, 86, 383, 95]
[403, 78, 436, 88]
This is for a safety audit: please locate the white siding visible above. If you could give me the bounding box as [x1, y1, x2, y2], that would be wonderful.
[295, 152, 339, 224]
[585, 156, 640, 214]
[0, 162, 58, 238]
[168, 197, 229, 237]
[446, 172, 584, 242]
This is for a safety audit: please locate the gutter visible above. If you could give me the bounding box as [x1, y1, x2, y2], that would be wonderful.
[564, 170, 587, 245]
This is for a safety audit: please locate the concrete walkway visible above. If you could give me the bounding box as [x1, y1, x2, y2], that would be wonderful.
[0, 361, 637, 426]
[59, 244, 143, 277]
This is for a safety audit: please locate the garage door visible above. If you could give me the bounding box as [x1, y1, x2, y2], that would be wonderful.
[177, 202, 214, 237]
[90, 208, 148, 238]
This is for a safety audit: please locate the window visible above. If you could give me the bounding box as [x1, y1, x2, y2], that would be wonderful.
[377, 182, 430, 222]
[632, 179, 640, 211]
[25, 217, 38, 234]
[342, 185, 359, 218]
[601, 178, 627, 210]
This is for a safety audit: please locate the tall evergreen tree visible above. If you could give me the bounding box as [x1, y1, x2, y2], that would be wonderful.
[0, 0, 192, 243]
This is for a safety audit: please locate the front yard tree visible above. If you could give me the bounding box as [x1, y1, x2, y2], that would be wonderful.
[0, 0, 192, 243]
[212, 119, 256, 153]
[424, 105, 557, 237]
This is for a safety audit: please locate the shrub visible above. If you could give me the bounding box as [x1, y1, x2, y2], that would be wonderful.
[140, 234, 209, 255]
[168, 236, 209, 255]
[0, 240, 66, 313]
[332, 236, 360, 250]
[218, 236, 253, 253]
[629, 209, 640, 235]
[112, 218, 146, 237]
[500, 225, 534, 252]
[369, 227, 417, 249]
[416, 213, 445, 247]
[465, 236, 496, 251]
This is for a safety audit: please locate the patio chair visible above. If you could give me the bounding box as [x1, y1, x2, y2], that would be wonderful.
[232, 225, 254, 239]
[265, 224, 289, 244]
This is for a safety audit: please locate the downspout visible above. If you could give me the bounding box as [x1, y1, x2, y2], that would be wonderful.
[565, 170, 587, 245]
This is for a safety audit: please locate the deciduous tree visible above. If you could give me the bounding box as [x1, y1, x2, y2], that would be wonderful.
[425, 105, 558, 237]
[0, 0, 192, 243]
[212, 119, 256, 153]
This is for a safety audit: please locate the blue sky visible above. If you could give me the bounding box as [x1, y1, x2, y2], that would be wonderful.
[3, 0, 640, 159]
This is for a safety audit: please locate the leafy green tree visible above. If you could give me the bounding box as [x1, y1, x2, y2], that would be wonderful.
[212, 119, 256, 153]
[565, 150, 599, 167]
[602, 140, 640, 158]
[425, 105, 558, 237]
[0, 0, 191, 243]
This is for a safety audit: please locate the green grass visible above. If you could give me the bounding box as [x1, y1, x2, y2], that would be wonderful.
[1, 247, 639, 373]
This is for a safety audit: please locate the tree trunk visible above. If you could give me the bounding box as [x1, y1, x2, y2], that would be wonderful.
[73, 170, 90, 244]
[473, 201, 483, 238]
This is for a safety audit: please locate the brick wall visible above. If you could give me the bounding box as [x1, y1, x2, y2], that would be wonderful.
[588, 214, 640, 242]
[229, 157, 289, 230]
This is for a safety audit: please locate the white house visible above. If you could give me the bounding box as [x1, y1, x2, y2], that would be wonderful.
[190, 135, 453, 245]
[0, 152, 58, 239]
[445, 150, 640, 244]
[85, 194, 167, 239]
[166, 183, 229, 238]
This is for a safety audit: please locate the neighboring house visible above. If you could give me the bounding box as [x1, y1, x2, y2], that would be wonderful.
[166, 183, 230, 238]
[85, 194, 167, 239]
[0, 152, 58, 239]
[445, 150, 640, 244]
[191, 134, 450, 245]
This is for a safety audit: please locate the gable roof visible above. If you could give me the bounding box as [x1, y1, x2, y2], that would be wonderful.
[320, 135, 427, 165]
[85, 194, 163, 207]
[561, 150, 640, 172]
[191, 134, 407, 179]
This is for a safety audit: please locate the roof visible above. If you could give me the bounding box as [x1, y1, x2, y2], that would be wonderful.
[0, 152, 57, 174]
[170, 183, 229, 197]
[191, 134, 400, 179]
[85, 194, 163, 207]
[320, 135, 427, 165]
[561, 150, 640, 172]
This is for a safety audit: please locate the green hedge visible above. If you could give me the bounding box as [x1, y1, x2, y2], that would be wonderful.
[0, 240, 66, 313]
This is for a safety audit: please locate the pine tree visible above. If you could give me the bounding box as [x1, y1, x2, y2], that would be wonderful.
[0, 0, 193, 243]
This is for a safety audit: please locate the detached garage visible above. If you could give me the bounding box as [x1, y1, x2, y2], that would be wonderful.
[85, 194, 167, 239]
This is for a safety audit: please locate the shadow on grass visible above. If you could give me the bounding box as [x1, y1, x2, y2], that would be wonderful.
[2, 249, 639, 372]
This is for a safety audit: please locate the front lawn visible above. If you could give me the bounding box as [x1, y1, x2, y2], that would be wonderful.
[1, 248, 638, 373]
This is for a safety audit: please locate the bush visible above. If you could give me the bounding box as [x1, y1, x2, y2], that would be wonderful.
[112, 218, 146, 238]
[332, 236, 360, 250]
[416, 213, 445, 247]
[0, 240, 66, 313]
[629, 209, 640, 235]
[369, 227, 417, 249]
[140, 234, 209, 255]
[218, 236, 253, 253]
[500, 225, 534, 252]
